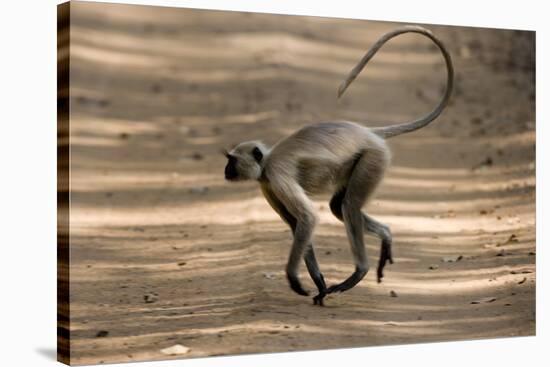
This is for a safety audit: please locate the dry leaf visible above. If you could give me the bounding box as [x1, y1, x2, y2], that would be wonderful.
[471, 297, 496, 304]
[504, 234, 519, 244]
[442, 255, 463, 263]
[144, 294, 158, 303]
[160, 345, 190, 355]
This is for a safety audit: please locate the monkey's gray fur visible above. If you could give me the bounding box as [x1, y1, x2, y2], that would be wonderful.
[224, 25, 454, 306]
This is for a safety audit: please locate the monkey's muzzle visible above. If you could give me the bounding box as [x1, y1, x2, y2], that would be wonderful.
[224, 158, 238, 181]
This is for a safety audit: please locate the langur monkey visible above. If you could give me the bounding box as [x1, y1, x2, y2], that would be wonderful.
[224, 25, 454, 306]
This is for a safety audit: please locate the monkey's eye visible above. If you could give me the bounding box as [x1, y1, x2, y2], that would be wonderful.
[252, 147, 263, 163]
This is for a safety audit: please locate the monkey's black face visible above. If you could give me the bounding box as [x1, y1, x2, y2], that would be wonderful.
[224, 155, 239, 181]
[223, 141, 267, 182]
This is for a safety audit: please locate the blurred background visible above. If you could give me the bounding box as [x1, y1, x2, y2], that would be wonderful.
[60, 2, 535, 364]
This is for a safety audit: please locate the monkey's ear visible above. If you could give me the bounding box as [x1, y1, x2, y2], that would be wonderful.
[220, 148, 230, 158]
[252, 147, 263, 163]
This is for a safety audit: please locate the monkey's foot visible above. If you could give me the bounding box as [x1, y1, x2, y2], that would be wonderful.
[376, 260, 393, 283]
[326, 283, 345, 294]
[312, 292, 326, 306]
[326, 267, 367, 294]
[287, 273, 310, 296]
[377, 241, 394, 283]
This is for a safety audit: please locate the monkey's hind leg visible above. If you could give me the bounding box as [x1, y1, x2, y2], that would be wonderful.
[330, 191, 394, 283]
[327, 149, 389, 294]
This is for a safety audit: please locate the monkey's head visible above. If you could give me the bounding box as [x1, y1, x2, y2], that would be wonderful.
[224, 141, 270, 182]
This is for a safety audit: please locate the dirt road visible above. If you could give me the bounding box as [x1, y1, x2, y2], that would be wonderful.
[65, 2, 535, 364]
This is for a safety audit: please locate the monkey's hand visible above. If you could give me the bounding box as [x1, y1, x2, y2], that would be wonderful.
[286, 272, 310, 296]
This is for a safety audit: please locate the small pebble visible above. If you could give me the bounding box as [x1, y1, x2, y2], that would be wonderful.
[96, 330, 109, 338]
[189, 186, 209, 195]
[191, 152, 203, 160]
[263, 272, 276, 280]
[144, 294, 158, 303]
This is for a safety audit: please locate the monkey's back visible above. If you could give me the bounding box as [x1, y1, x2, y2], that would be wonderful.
[265, 121, 389, 194]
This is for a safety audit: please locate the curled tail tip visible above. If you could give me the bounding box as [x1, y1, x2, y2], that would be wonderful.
[337, 80, 350, 99]
[337, 85, 345, 99]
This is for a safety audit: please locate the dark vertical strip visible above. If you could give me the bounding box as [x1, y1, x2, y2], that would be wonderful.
[57, 2, 71, 365]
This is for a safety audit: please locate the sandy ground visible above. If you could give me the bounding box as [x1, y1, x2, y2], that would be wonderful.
[65, 2, 535, 365]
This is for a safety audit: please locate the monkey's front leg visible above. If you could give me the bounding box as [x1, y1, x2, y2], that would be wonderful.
[304, 246, 328, 306]
[264, 181, 318, 298]
[286, 216, 317, 297]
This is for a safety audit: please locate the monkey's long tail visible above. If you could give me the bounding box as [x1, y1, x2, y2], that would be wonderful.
[337, 25, 454, 139]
